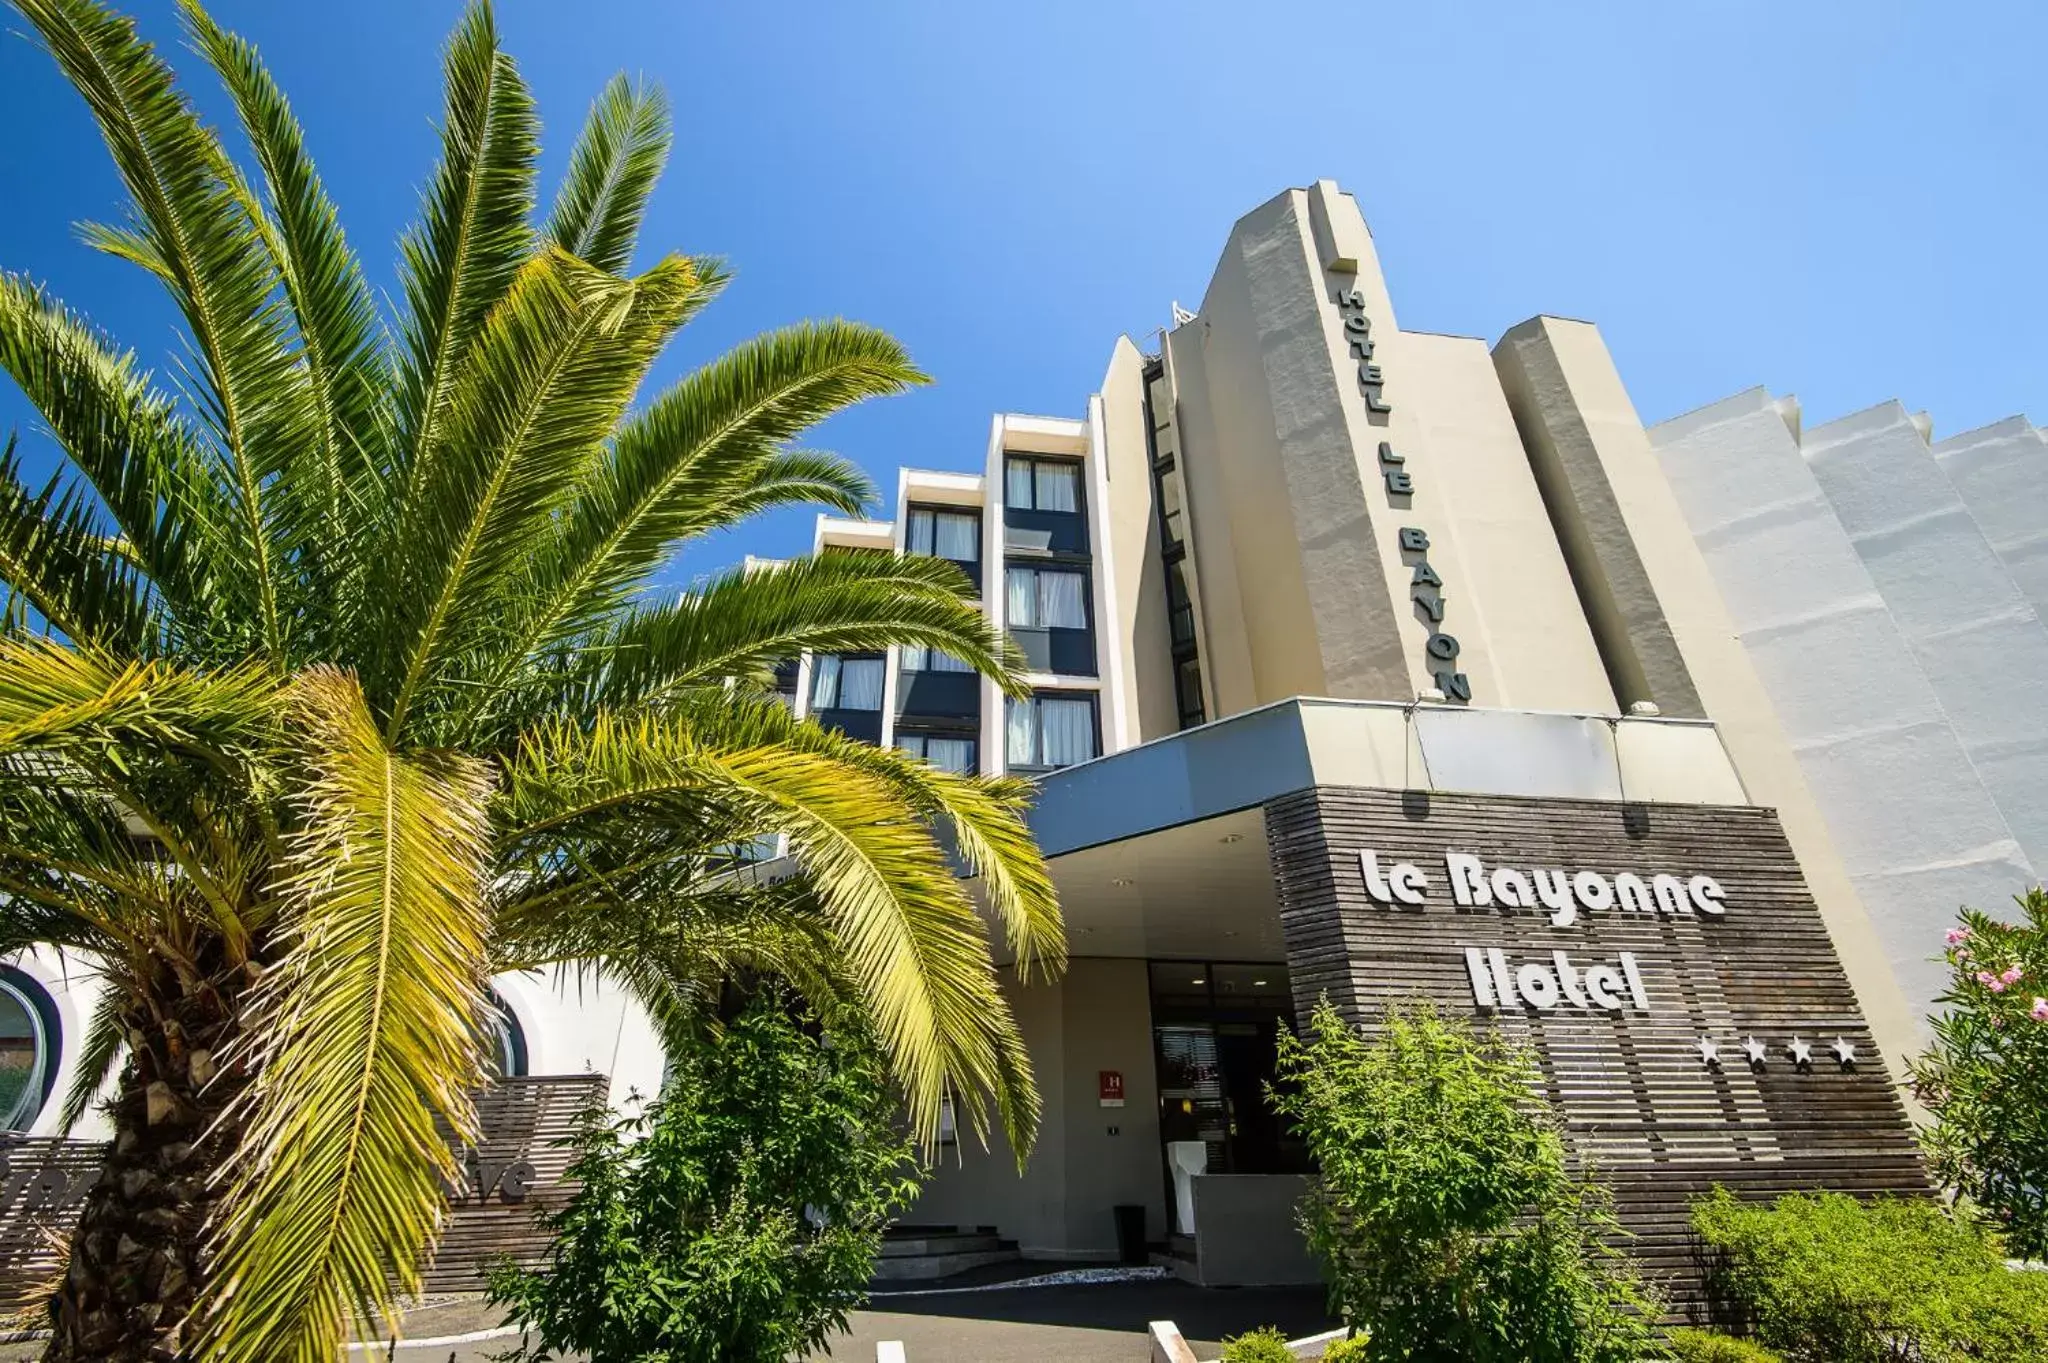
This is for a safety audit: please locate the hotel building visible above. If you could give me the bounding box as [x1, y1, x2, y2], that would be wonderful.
[2, 179, 2041, 1294]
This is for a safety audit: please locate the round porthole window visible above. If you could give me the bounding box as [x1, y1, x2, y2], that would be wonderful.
[0, 967, 60, 1132]
[483, 991, 528, 1080]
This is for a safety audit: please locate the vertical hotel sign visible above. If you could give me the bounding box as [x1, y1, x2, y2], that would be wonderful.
[1331, 287, 1470, 704]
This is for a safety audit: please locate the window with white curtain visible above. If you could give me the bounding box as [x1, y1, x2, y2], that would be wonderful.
[809, 655, 840, 709]
[898, 733, 977, 774]
[1005, 694, 1097, 769]
[811, 656, 883, 711]
[1005, 567, 1088, 630]
[900, 645, 974, 673]
[1003, 456, 1080, 513]
[907, 507, 980, 561]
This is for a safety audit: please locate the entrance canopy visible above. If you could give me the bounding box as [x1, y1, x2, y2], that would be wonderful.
[1008, 698, 1747, 970]
[1042, 808, 1284, 964]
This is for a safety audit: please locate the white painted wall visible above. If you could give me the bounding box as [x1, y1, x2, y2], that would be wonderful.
[1651, 389, 2035, 1029]
[1, 950, 665, 1141]
[1802, 403, 2048, 879]
[1934, 417, 2048, 630]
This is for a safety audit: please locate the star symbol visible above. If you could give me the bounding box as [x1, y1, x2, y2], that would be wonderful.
[1742, 1036, 1767, 1069]
[1696, 1036, 1721, 1068]
[1787, 1037, 1813, 1068]
[1831, 1037, 1857, 1069]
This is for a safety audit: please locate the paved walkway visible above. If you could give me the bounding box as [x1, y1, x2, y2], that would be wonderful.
[1, 1279, 1335, 1362]
[832, 1279, 1334, 1362]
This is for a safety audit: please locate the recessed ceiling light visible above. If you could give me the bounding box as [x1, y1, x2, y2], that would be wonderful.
[1253, 979, 1268, 987]
[1191, 977, 1205, 985]
[1111, 877, 1134, 887]
[1219, 833, 1244, 844]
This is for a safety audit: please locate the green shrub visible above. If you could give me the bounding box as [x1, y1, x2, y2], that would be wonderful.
[487, 991, 921, 1363]
[1319, 1333, 1372, 1363]
[1691, 1187, 2048, 1362]
[1269, 998, 1660, 1363]
[1664, 1327, 1782, 1362]
[1219, 1326, 1295, 1363]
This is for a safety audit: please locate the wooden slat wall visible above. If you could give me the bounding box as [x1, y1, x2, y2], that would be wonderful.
[427, 1074, 608, 1292]
[1264, 786, 1929, 1314]
[0, 1073, 608, 1303]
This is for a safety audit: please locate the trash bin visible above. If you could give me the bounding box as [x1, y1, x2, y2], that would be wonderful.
[1113, 1203, 1147, 1265]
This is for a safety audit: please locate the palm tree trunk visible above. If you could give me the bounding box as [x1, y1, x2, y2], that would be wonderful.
[42, 964, 250, 1363]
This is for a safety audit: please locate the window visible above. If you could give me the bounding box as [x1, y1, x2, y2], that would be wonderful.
[481, 992, 528, 1080]
[810, 655, 884, 711]
[898, 732, 978, 774]
[900, 645, 975, 673]
[1175, 655, 1207, 730]
[1157, 466, 1186, 550]
[1004, 455, 1079, 513]
[0, 969, 57, 1132]
[1006, 694, 1097, 769]
[907, 507, 980, 561]
[1166, 560, 1198, 648]
[1006, 566, 1088, 630]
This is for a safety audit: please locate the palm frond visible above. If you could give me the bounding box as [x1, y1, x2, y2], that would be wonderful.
[0, 776, 148, 952]
[688, 446, 874, 528]
[57, 978, 125, 1135]
[542, 74, 671, 276]
[502, 320, 916, 662]
[498, 707, 1038, 1152]
[199, 667, 493, 1361]
[392, 0, 538, 499]
[182, 0, 393, 628]
[638, 689, 1062, 981]
[0, 272, 232, 640]
[497, 878, 845, 1058]
[0, 636, 274, 758]
[0, 433, 151, 652]
[564, 549, 1026, 713]
[14, 0, 312, 661]
[381, 249, 709, 739]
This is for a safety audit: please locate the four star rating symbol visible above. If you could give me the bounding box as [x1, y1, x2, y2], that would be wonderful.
[1699, 1035, 1857, 1072]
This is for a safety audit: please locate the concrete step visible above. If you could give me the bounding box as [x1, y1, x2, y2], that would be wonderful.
[871, 1245, 1021, 1281]
[879, 1233, 1003, 1258]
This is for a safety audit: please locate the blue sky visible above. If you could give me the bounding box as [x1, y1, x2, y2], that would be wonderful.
[3, 0, 2044, 587]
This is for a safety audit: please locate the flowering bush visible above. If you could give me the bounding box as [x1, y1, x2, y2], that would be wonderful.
[1911, 886, 2048, 1257]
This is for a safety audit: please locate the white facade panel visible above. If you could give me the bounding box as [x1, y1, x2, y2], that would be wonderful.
[1650, 390, 2033, 1027]
[1933, 417, 2048, 631]
[1802, 403, 2048, 878]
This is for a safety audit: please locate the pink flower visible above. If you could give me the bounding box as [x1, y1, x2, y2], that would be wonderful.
[1948, 927, 1972, 946]
[2031, 998, 2048, 1023]
[1979, 970, 2000, 987]
[2005, 966, 2025, 986]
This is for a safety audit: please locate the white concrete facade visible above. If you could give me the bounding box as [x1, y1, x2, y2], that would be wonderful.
[1651, 390, 2037, 1029]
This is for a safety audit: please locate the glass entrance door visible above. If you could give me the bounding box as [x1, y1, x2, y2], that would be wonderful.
[1148, 962, 1305, 1235]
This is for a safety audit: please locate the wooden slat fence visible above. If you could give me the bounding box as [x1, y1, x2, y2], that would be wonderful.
[0, 1072, 607, 1304]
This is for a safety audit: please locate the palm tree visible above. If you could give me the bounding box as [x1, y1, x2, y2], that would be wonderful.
[0, 2, 1063, 1359]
